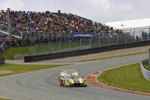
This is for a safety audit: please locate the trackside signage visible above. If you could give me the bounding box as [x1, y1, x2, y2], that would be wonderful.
[72, 33, 95, 38]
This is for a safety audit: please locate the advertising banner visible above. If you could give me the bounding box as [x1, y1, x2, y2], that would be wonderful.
[72, 33, 95, 38]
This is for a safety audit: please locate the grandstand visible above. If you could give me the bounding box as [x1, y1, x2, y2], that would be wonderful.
[0, 8, 138, 55]
[0, 8, 123, 41]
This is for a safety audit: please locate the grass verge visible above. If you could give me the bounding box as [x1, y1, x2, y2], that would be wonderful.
[0, 42, 123, 60]
[0, 64, 67, 77]
[0, 98, 10, 100]
[98, 63, 150, 92]
[80, 51, 148, 62]
[1, 42, 87, 60]
[143, 64, 150, 71]
[1, 46, 28, 60]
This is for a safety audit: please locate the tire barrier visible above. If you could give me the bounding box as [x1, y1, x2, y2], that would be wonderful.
[141, 59, 150, 80]
[24, 40, 150, 62]
[0, 57, 5, 65]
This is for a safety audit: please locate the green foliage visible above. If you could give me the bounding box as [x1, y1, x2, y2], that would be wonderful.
[98, 63, 150, 92]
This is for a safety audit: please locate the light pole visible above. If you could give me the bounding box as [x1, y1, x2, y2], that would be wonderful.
[7, 8, 12, 40]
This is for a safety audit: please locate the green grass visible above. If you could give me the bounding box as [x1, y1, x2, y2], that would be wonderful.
[1, 41, 148, 60]
[1, 46, 29, 60]
[28, 42, 83, 54]
[80, 51, 148, 62]
[0, 64, 67, 77]
[144, 64, 150, 71]
[98, 63, 150, 92]
[0, 98, 11, 100]
[1, 42, 115, 60]
[27, 42, 118, 54]
[2, 42, 89, 60]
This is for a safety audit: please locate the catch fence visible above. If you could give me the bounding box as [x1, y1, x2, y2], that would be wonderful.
[27, 34, 137, 54]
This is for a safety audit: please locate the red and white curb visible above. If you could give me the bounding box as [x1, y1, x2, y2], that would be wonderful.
[86, 72, 150, 96]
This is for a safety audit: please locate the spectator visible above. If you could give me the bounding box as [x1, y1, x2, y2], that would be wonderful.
[0, 9, 123, 41]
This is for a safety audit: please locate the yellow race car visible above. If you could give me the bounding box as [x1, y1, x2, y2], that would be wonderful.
[59, 69, 87, 87]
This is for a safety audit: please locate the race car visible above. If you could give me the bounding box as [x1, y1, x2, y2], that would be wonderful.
[59, 69, 87, 87]
[59, 75, 87, 87]
[59, 69, 79, 77]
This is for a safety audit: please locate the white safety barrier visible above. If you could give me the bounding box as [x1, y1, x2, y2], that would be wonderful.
[141, 60, 150, 80]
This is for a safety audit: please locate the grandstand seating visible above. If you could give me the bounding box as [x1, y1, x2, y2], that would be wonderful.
[0, 9, 138, 54]
[0, 9, 123, 40]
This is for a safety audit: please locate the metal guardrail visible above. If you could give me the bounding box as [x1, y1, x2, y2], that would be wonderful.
[141, 59, 150, 80]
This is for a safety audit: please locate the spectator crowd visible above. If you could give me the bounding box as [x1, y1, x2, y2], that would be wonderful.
[0, 9, 145, 55]
[0, 9, 123, 39]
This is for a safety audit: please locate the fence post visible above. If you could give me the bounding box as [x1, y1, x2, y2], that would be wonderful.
[36, 44, 39, 53]
[70, 40, 72, 49]
[99, 36, 100, 46]
[48, 41, 51, 52]
[125, 37, 127, 44]
[59, 41, 61, 50]
[90, 38, 92, 48]
[108, 36, 109, 45]
[80, 39, 82, 49]
[117, 34, 119, 44]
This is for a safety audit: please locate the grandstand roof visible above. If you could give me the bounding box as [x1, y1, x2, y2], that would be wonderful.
[105, 18, 150, 29]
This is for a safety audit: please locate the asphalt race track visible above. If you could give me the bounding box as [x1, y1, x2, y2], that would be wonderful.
[0, 54, 150, 100]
